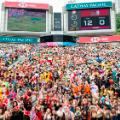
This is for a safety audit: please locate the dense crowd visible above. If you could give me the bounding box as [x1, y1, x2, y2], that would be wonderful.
[0, 43, 120, 120]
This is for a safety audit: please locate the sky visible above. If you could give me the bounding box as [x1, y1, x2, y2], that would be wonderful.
[1, 0, 115, 12]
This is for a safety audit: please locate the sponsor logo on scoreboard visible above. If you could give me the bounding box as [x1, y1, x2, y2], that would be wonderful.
[18, 2, 28, 8]
[66, 1, 112, 10]
[4, 1, 49, 10]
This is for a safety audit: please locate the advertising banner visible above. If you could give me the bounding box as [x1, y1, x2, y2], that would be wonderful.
[77, 35, 120, 43]
[40, 42, 78, 47]
[0, 36, 39, 43]
[66, 1, 112, 10]
[4, 1, 49, 10]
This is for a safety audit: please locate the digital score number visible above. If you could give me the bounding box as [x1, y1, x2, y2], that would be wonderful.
[80, 8, 111, 30]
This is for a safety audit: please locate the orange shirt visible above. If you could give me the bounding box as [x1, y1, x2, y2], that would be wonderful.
[72, 84, 78, 94]
[84, 84, 91, 94]
[78, 84, 83, 91]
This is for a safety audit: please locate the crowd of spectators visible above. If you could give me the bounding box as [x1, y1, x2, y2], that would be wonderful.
[0, 43, 120, 120]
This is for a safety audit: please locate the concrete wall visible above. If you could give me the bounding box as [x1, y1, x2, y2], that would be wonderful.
[115, 0, 120, 14]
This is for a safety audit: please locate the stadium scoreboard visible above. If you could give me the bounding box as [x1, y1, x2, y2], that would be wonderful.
[1, 1, 52, 36]
[64, 1, 116, 35]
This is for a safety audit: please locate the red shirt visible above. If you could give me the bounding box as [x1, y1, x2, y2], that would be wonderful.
[36, 111, 43, 120]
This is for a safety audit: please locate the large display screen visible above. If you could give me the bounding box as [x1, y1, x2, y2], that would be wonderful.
[7, 8, 46, 32]
[68, 8, 111, 31]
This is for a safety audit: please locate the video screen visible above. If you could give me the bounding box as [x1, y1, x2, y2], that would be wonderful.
[7, 8, 46, 32]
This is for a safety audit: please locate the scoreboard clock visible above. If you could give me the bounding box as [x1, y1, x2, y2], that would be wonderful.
[68, 10, 80, 31]
[65, 1, 116, 35]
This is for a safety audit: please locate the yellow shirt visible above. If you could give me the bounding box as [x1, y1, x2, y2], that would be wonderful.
[45, 72, 50, 83]
[40, 73, 45, 81]
[0, 87, 3, 98]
